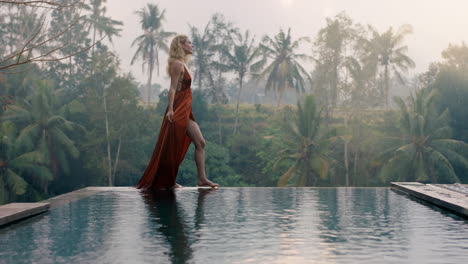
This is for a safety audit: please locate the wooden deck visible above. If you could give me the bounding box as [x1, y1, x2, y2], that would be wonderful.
[391, 182, 468, 218]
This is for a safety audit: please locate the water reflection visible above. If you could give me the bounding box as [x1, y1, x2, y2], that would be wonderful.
[141, 189, 216, 264]
[0, 193, 116, 263]
[2, 188, 468, 264]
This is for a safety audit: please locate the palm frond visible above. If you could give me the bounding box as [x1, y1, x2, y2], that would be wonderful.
[278, 162, 298, 187]
[426, 147, 459, 183]
[6, 169, 27, 195]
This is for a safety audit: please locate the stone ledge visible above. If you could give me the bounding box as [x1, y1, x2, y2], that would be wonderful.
[0, 202, 50, 227]
[391, 182, 468, 218]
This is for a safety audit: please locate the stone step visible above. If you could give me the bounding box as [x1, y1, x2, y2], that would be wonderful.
[0, 202, 50, 227]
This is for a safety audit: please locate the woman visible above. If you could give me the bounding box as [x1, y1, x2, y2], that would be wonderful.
[136, 34, 219, 190]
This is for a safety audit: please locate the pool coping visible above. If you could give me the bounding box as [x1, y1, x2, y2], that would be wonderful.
[391, 182, 468, 218]
[0, 202, 50, 228]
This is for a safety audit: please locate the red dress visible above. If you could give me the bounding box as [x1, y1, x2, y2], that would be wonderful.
[136, 65, 195, 190]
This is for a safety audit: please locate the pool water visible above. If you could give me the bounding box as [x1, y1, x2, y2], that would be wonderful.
[1, 188, 467, 264]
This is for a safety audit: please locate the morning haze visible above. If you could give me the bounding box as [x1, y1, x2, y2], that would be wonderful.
[2, 1, 468, 261]
[107, 0, 468, 85]
[1, 0, 468, 203]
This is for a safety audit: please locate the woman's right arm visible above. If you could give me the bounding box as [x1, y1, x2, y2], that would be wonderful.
[166, 61, 184, 122]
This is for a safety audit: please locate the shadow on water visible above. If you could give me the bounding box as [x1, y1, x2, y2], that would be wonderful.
[391, 188, 468, 221]
[140, 188, 216, 264]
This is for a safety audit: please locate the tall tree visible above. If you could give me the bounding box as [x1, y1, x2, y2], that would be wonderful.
[274, 95, 332, 186]
[190, 22, 215, 90]
[82, 47, 119, 186]
[49, 2, 91, 91]
[84, 0, 122, 54]
[379, 88, 468, 183]
[430, 43, 468, 144]
[190, 14, 237, 102]
[217, 30, 264, 134]
[312, 12, 356, 112]
[190, 14, 237, 145]
[258, 28, 311, 107]
[361, 24, 415, 107]
[342, 56, 380, 108]
[131, 3, 175, 104]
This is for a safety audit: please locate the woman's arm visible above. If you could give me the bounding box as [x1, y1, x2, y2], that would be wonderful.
[166, 60, 184, 122]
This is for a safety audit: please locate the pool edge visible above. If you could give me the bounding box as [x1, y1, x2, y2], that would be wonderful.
[0, 202, 49, 228]
[391, 182, 468, 218]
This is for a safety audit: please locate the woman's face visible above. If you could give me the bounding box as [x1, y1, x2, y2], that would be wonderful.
[181, 39, 193, 55]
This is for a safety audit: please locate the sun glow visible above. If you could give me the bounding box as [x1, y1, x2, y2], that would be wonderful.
[280, 0, 294, 8]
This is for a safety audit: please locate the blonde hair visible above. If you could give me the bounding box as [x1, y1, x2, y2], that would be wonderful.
[167, 34, 191, 76]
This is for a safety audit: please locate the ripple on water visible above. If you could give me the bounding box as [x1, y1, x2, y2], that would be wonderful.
[0, 188, 467, 264]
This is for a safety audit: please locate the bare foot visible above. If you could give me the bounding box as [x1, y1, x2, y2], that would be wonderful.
[197, 179, 219, 188]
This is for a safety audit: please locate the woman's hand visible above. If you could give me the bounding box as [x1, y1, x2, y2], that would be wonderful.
[166, 110, 174, 122]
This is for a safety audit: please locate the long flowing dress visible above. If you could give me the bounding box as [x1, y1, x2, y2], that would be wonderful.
[136, 64, 195, 190]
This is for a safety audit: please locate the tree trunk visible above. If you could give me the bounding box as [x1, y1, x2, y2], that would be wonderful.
[384, 64, 389, 108]
[147, 47, 154, 105]
[344, 140, 349, 186]
[353, 151, 359, 186]
[69, 56, 73, 90]
[344, 116, 350, 186]
[90, 26, 97, 76]
[147, 64, 153, 105]
[217, 110, 222, 145]
[103, 92, 113, 186]
[233, 76, 243, 135]
[47, 134, 59, 180]
[276, 89, 284, 108]
[111, 130, 122, 185]
[92, 26, 96, 58]
[332, 59, 338, 108]
[198, 69, 202, 89]
[155, 48, 160, 76]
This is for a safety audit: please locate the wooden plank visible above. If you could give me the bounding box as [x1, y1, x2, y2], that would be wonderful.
[0, 202, 49, 227]
[391, 182, 468, 218]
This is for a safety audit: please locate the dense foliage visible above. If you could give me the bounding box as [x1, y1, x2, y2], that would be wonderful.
[0, 2, 467, 204]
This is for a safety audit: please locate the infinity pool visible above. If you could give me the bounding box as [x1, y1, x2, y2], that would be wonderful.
[1, 188, 467, 264]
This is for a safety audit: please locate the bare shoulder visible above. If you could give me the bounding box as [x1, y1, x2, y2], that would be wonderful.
[169, 60, 184, 77]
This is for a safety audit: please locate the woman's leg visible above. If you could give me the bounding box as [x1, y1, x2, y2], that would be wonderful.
[186, 119, 219, 187]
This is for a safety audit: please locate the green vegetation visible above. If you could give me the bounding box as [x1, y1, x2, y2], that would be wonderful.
[0, 2, 467, 204]
[274, 95, 331, 186]
[380, 89, 468, 183]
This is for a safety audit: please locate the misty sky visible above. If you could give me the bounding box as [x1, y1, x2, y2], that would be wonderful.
[105, 0, 468, 87]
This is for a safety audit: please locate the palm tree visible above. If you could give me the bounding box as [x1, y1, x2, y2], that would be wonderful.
[131, 4, 175, 104]
[190, 23, 216, 90]
[361, 24, 415, 107]
[379, 88, 468, 183]
[258, 28, 311, 107]
[4, 81, 82, 191]
[343, 56, 379, 108]
[0, 121, 52, 204]
[217, 30, 264, 134]
[84, 0, 123, 53]
[190, 14, 236, 95]
[274, 95, 332, 186]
